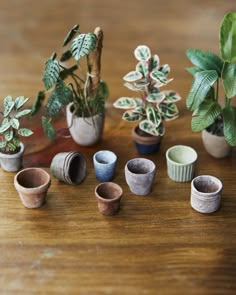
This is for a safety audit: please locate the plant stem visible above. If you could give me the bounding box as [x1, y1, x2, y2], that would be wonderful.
[216, 78, 219, 102]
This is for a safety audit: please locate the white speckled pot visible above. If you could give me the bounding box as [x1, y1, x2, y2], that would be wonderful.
[0, 142, 24, 172]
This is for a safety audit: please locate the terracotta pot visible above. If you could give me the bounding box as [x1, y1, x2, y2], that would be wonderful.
[202, 129, 231, 158]
[14, 168, 51, 208]
[0, 142, 24, 172]
[95, 182, 123, 216]
[132, 126, 161, 154]
[66, 103, 105, 146]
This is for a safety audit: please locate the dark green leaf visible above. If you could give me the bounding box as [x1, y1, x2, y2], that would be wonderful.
[42, 57, 60, 90]
[122, 110, 141, 121]
[59, 65, 78, 80]
[186, 67, 203, 76]
[71, 33, 97, 61]
[222, 105, 236, 146]
[220, 12, 236, 62]
[60, 50, 72, 62]
[42, 117, 57, 140]
[31, 91, 45, 115]
[63, 25, 79, 47]
[96, 81, 109, 100]
[222, 62, 236, 99]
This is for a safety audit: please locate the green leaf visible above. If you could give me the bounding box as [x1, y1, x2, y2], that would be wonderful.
[162, 91, 181, 103]
[132, 106, 146, 117]
[10, 118, 20, 129]
[149, 54, 160, 71]
[134, 80, 149, 90]
[186, 49, 223, 75]
[150, 70, 168, 84]
[46, 81, 73, 117]
[122, 110, 141, 121]
[31, 91, 45, 116]
[71, 33, 97, 61]
[136, 62, 149, 78]
[15, 109, 32, 119]
[42, 117, 56, 140]
[159, 64, 170, 75]
[146, 106, 162, 127]
[0, 121, 11, 133]
[42, 57, 60, 90]
[7, 142, 17, 152]
[96, 81, 109, 100]
[113, 97, 137, 109]
[5, 130, 13, 142]
[222, 62, 236, 99]
[220, 12, 236, 63]
[3, 96, 14, 117]
[191, 100, 221, 132]
[222, 105, 236, 146]
[123, 82, 140, 92]
[146, 92, 165, 103]
[123, 71, 143, 82]
[134, 45, 151, 61]
[0, 141, 6, 149]
[18, 128, 34, 137]
[139, 120, 164, 136]
[63, 24, 79, 47]
[60, 50, 72, 62]
[15, 96, 29, 110]
[186, 70, 218, 111]
[159, 103, 179, 121]
[186, 67, 203, 76]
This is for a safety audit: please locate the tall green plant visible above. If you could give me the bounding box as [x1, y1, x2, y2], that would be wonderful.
[186, 12, 236, 146]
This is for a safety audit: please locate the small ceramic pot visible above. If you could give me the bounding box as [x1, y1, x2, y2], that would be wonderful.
[93, 150, 117, 182]
[0, 142, 24, 172]
[125, 158, 156, 195]
[202, 129, 231, 158]
[166, 145, 197, 182]
[14, 168, 51, 208]
[50, 151, 86, 185]
[66, 103, 105, 146]
[95, 182, 123, 216]
[132, 126, 161, 154]
[191, 175, 223, 214]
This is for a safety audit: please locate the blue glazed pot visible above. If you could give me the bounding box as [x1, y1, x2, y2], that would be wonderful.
[93, 150, 117, 182]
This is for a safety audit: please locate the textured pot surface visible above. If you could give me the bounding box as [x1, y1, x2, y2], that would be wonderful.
[95, 182, 123, 216]
[93, 150, 117, 182]
[202, 129, 231, 158]
[0, 142, 24, 172]
[14, 168, 51, 208]
[66, 104, 105, 146]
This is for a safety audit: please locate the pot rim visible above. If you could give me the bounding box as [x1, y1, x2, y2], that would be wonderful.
[95, 182, 123, 203]
[125, 157, 156, 176]
[191, 175, 223, 197]
[132, 126, 161, 145]
[166, 145, 198, 166]
[93, 150, 117, 165]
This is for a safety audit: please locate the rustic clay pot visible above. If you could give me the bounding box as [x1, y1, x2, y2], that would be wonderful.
[95, 182, 123, 216]
[202, 129, 231, 158]
[50, 151, 86, 185]
[166, 145, 198, 182]
[132, 126, 161, 154]
[191, 175, 223, 214]
[66, 103, 105, 146]
[14, 168, 51, 208]
[125, 158, 156, 195]
[93, 150, 117, 182]
[0, 142, 24, 172]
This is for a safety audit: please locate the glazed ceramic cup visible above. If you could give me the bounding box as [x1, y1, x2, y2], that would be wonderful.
[50, 151, 86, 185]
[191, 175, 223, 214]
[166, 145, 197, 182]
[93, 150, 117, 182]
[125, 158, 156, 195]
[95, 182, 123, 216]
[14, 168, 51, 208]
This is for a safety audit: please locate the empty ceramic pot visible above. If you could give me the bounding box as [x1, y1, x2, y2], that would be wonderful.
[166, 145, 198, 182]
[93, 150, 117, 182]
[125, 158, 156, 195]
[0, 142, 24, 172]
[50, 151, 86, 185]
[14, 168, 51, 208]
[191, 175, 223, 214]
[95, 182, 123, 216]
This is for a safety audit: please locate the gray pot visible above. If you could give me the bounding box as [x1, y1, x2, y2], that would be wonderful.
[125, 158, 156, 195]
[0, 142, 24, 172]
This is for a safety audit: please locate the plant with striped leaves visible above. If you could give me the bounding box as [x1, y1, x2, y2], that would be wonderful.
[186, 12, 236, 146]
[0, 96, 33, 154]
[113, 45, 181, 137]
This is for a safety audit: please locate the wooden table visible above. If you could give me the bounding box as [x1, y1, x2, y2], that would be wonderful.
[0, 0, 236, 294]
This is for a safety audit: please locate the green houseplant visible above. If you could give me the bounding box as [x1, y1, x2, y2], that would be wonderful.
[32, 25, 108, 146]
[113, 45, 181, 154]
[186, 12, 236, 158]
[0, 95, 33, 171]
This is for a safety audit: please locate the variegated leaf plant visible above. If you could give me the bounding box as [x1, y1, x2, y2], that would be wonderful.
[113, 45, 181, 136]
[0, 96, 33, 154]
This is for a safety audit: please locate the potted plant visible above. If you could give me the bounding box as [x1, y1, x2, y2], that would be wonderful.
[32, 25, 109, 146]
[113, 45, 181, 154]
[186, 12, 236, 158]
[0, 95, 33, 172]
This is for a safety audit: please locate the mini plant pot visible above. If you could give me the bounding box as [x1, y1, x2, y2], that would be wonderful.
[66, 103, 105, 146]
[14, 168, 51, 209]
[93, 150, 117, 182]
[50, 151, 86, 185]
[0, 142, 24, 172]
[191, 175, 223, 214]
[95, 182, 123, 216]
[125, 158, 156, 195]
[132, 126, 161, 155]
[166, 145, 198, 182]
[202, 129, 231, 158]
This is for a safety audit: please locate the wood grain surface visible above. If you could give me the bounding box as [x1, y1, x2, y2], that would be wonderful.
[0, 0, 236, 294]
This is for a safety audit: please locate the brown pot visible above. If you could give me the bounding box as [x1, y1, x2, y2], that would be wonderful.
[202, 129, 231, 158]
[14, 168, 51, 208]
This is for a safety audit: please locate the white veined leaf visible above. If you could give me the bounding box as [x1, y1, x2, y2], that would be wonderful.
[146, 106, 162, 127]
[71, 33, 97, 61]
[14, 96, 29, 110]
[122, 110, 141, 122]
[139, 120, 165, 136]
[150, 54, 160, 71]
[150, 70, 168, 84]
[5, 130, 13, 142]
[132, 106, 146, 117]
[123, 82, 140, 92]
[0, 141, 7, 149]
[159, 64, 170, 75]
[222, 62, 236, 99]
[123, 71, 143, 82]
[7, 142, 17, 152]
[113, 97, 137, 109]
[146, 92, 166, 103]
[0, 121, 11, 133]
[136, 61, 149, 77]
[18, 128, 34, 137]
[3, 95, 15, 117]
[162, 91, 181, 103]
[15, 109, 32, 119]
[134, 80, 150, 90]
[159, 103, 179, 121]
[134, 45, 151, 61]
[42, 57, 60, 90]
[10, 118, 20, 129]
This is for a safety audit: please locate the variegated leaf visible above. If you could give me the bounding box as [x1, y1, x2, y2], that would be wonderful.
[159, 103, 179, 121]
[132, 106, 146, 117]
[123, 71, 142, 82]
[122, 110, 141, 121]
[162, 91, 181, 103]
[42, 117, 56, 140]
[71, 33, 97, 61]
[136, 61, 149, 77]
[134, 80, 149, 90]
[146, 106, 162, 127]
[10, 118, 20, 129]
[146, 92, 165, 103]
[113, 97, 137, 109]
[150, 54, 160, 71]
[5, 130, 13, 142]
[134, 45, 151, 61]
[159, 64, 170, 75]
[139, 119, 163, 136]
[0, 141, 6, 149]
[15, 109, 32, 119]
[150, 70, 168, 84]
[42, 57, 60, 90]
[123, 82, 140, 92]
[15, 96, 29, 110]
[3, 96, 14, 117]
[7, 142, 17, 152]
[18, 128, 34, 137]
[0, 121, 11, 133]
